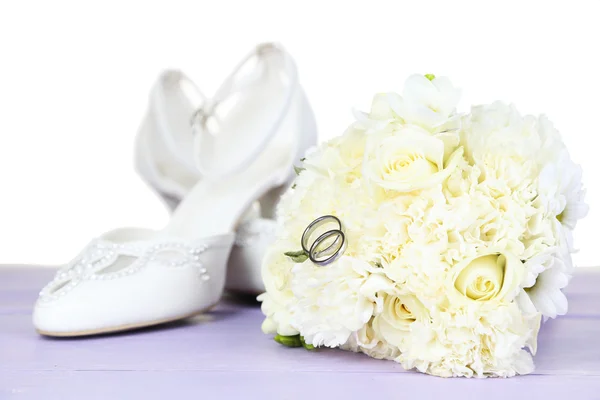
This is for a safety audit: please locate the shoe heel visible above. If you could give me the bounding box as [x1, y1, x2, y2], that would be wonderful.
[226, 182, 286, 295]
[258, 181, 289, 219]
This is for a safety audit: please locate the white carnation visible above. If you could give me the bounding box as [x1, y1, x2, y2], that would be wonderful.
[396, 303, 538, 378]
[289, 256, 394, 348]
[463, 102, 544, 162]
[258, 246, 298, 336]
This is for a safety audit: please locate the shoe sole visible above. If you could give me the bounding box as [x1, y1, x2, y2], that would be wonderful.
[36, 303, 218, 338]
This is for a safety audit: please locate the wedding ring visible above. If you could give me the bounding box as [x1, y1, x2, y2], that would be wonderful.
[309, 229, 346, 266]
[301, 215, 346, 266]
[301, 215, 341, 253]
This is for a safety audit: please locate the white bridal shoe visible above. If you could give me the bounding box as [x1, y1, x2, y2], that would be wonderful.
[135, 43, 317, 294]
[33, 43, 317, 336]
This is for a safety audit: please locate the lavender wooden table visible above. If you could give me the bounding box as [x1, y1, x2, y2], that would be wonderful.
[1, 266, 600, 399]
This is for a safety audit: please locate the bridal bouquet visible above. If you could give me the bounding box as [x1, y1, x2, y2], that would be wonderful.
[258, 74, 588, 378]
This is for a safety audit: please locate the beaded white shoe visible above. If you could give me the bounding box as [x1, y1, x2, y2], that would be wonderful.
[34, 229, 233, 336]
[135, 42, 317, 294]
[33, 44, 313, 337]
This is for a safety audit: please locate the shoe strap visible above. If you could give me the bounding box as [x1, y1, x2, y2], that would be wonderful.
[191, 42, 299, 180]
[152, 70, 207, 173]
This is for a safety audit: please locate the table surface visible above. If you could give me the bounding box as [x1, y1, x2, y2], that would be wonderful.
[1, 266, 600, 400]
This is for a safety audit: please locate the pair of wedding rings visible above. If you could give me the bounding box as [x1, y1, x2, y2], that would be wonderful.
[301, 215, 346, 266]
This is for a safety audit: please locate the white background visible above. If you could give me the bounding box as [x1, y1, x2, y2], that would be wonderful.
[0, 0, 598, 267]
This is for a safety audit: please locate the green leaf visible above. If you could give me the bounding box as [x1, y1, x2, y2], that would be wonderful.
[424, 73, 436, 81]
[284, 250, 309, 263]
[273, 334, 317, 350]
[274, 334, 303, 347]
[284, 250, 306, 257]
[294, 166, 305, 175]
[300, 336, 315, 351]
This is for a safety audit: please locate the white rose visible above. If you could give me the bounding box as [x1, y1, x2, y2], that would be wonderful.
[448, 250, 523, 306]
[341, 320, 400, 361]
[372, 293, 429, 350]
[363, 126, 463, 192]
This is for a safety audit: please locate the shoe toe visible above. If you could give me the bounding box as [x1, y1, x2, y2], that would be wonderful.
[33, 293, 97, 336]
